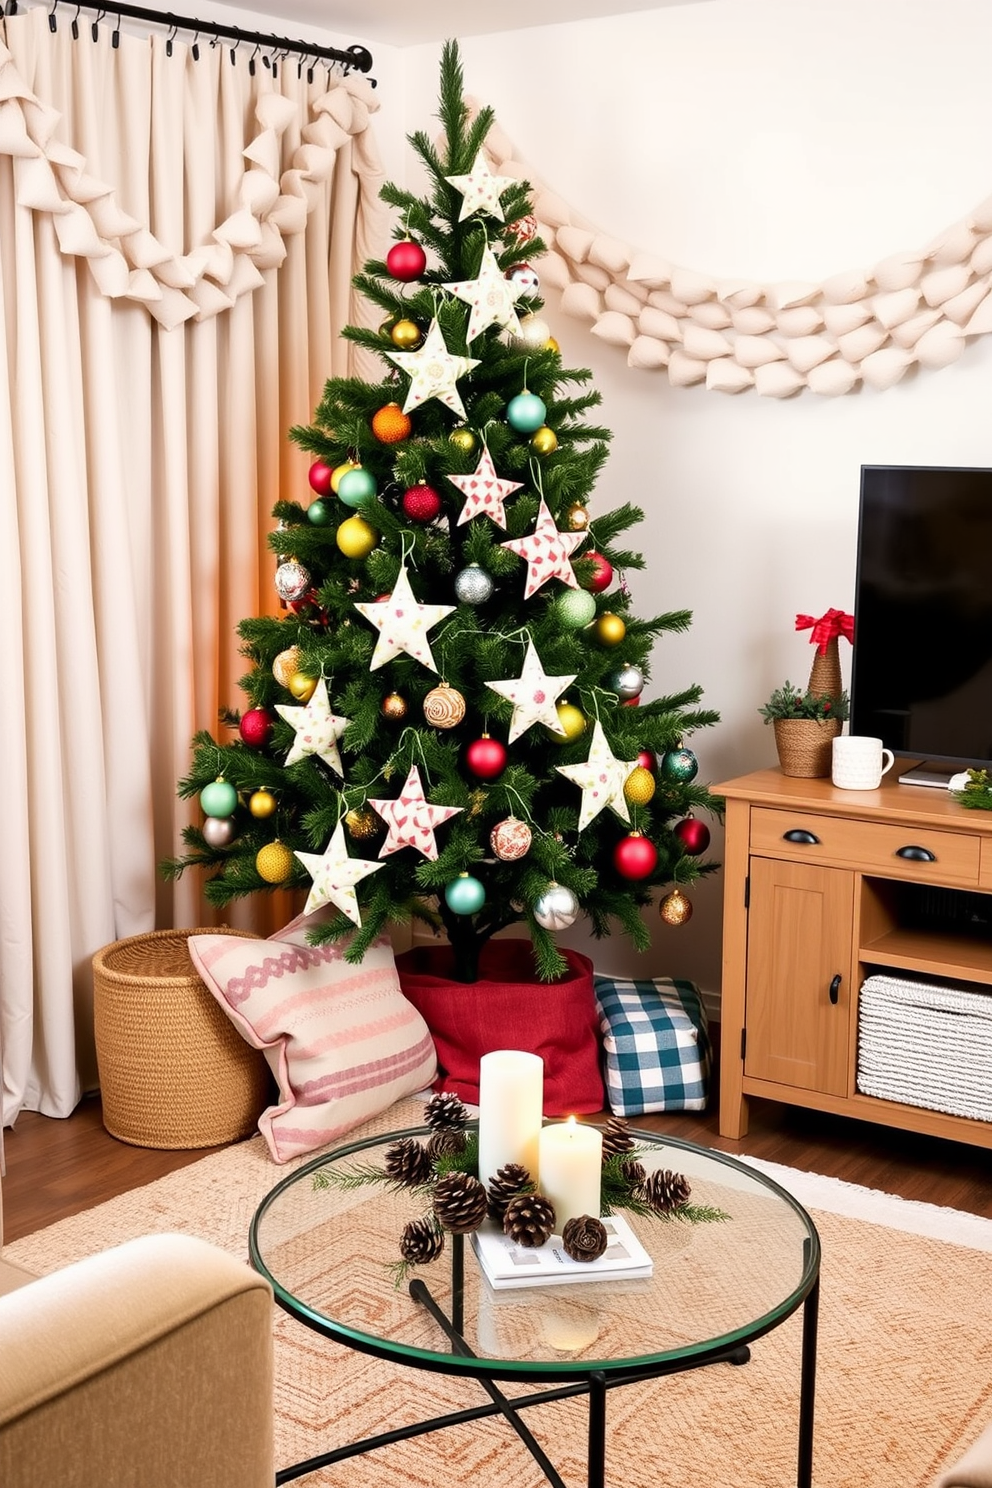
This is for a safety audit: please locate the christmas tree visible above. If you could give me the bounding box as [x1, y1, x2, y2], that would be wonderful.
[164, 42, 719, 983]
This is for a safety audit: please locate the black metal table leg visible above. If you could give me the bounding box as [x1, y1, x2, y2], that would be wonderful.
[797, 1254, 820, 1488]
[587, 1371, 607, 1488]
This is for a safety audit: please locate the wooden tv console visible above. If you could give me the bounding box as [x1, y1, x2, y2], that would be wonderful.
[714, 767, 992, 1149]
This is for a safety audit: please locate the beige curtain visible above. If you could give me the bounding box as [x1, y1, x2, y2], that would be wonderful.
[0, 7, 387, 1123]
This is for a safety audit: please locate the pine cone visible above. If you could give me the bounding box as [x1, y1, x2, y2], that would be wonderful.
[503, 1192, 556, 1248]
[486, 1162, 533, 1223]
[424, 1092, 470, 1131]
[601, 1115, 635, 1159]
[561, 1215, 608, 1262]
[427, 1128, 467, 1162]
[384, 1137, 434, 1187]
[399, 1217, 445, 1265]
[642, 1168, 692, 1215]
[432, 1171, 489, 1234]
[618, 1157, 646, 1190]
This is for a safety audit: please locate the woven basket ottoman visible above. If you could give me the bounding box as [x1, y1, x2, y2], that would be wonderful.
[92, 927, 270, 1149]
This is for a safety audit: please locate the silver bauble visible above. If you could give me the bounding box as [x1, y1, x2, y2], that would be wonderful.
[533, 882, 579, 931]
[509, 313, 552, 352]
[274, 558, 311, 603]
[454, 564, 494, 605]
[202, 815, 237, 848]
[610, 664, 644, 700]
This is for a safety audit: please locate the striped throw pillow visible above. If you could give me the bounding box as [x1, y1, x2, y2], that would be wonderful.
[189, 914, 437, 1163]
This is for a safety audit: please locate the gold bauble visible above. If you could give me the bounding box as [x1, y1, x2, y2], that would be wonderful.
[565, 502, 589, 532]
[546, 336, 560, 354]
[272, 645, 301, 687]
[382, 692, 408, 721]
[330, 459, 359, 493]
[659, 888, 693, 926]
[623, 766, 656, 806]
[530, 425, 558, 456]
[423, 684, 466, 729]
[249, 788, 278, 819]
[288, 672, 317, 701]
[593, 612, 626, 647]
[549, 701, 587, 742]
[390, 318, 422, 349]
[449, 426, 477, 454]
[256, 841, 294, 884]
[336, 514, 379, 559]
[345, 807, 380, 841]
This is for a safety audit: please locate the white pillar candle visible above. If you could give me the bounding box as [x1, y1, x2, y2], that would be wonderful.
[537, 1117, 603, 1233]
[477, 1050, 544, 1186]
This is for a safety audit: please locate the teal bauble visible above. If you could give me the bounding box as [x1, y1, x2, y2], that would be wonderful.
[660, 746, 699, 783]
[444, 873, 486, 915]
[307, 498, 332, 526]
[200, 778, 238, 817]
[506, 391, 547, 433]
[337, 466, 376, 508]
[556, 589, 597, 629]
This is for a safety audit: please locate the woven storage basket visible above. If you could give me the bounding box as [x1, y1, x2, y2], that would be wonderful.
[92, 927, 271, 1150]
[773, 716, 841, 778]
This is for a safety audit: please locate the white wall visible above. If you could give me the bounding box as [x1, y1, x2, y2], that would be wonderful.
[397, 0, 992, 1002]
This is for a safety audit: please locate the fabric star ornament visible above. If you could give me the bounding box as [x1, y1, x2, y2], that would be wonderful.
[294, 820, 384, 926]
[500, 498, 585, 598]
[444, 242, 526, 342]
[449, 444, 524, 529]
[369, 764, 463, 861]
[275, 676, 349, 776]
[445, 150, 516, 222]
[385, 319, 479, 420]
[354, 565, 454, 674]
[488, 640, 577, 744]
[556, 721, 638, 831]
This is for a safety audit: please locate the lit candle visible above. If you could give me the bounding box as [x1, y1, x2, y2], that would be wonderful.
[477, 1050, 544, 1186]
[537, 1117, 603, 1233]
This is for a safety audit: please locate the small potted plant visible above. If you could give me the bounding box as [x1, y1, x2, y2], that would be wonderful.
[759, 682, 850, 778]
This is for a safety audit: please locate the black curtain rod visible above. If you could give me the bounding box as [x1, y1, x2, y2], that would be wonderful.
[5, 0, 375, 80]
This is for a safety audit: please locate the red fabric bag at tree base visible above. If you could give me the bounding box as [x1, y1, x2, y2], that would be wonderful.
[395, 939, 604, 1115]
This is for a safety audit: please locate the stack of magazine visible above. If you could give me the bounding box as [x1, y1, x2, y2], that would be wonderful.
[471, 1214, 653, 1290]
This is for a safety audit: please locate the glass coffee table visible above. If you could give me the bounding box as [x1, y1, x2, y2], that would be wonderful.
[250, 1123, 820, 1488]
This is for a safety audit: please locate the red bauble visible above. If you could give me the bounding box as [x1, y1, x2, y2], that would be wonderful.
[239, 707, 273, 748]
[308, 460, 334, 496]
[386, 239, 427, 282]
[465, 734, 508, 781]
[613, 832, 659, 880]
[636, 748, 654, 771]
[673, 816, 711, 855]
[583, 551, 614, 593]
[401, 483, 442, 522]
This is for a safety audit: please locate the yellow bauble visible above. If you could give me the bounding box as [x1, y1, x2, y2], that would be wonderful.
[256, 841, 294, 884]
[288, 672, 317, 702]
[249, 788, 278, 819]
[390, 318, 422, 349]
[449, 426, 477, 454]
[336, 514, 379, 559]
[546, 336, 560, 353]
[530, 425, 558, 456]
[594, 612, 627, 647]
[565, 502, 589, 532]
[548, 701, 587, 742]
[272, 645, 300, 688]
[623, 766, 656, 806]
[330, 459, 359, 493]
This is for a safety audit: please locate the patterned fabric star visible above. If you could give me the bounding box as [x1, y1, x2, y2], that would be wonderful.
[354, 565, 455, 674]
[445, 150, 516, 222]
[444, 242, 526, 342]
[385, 319, 479, 420]
[556, 721, 638, 831]
[294, 820, 384, 926]
[275, 676, 349, 776]
[500, 498, 585, 598]
[488, 640, 577, 744]
[449, 445, 524, 530]
[369, 764, 463, 861]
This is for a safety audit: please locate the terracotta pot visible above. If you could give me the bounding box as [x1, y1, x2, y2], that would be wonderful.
[773, 717, 842, 778]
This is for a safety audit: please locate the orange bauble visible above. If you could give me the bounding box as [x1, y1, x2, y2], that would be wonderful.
[371, 402, 412, 444]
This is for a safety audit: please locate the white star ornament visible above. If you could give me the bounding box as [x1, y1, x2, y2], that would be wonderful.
[500, 498, 585, 599]
[354, 565, 454, 674]
[448, 445, 524, 530]
[444, 243, 526, 342]
[385, 319, 479, 420]
[369, 764, 463, 861]
[295, 821, 384, 925]
[275, 676, 350, 775]
[488, 640, 577, 744]
[556, 721, 638, 831]
[445, 150, 516, 222]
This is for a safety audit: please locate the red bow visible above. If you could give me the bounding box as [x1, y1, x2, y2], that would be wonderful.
[795, 608, 855, 654]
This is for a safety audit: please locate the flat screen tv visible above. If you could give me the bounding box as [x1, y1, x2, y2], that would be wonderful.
[850, 464, 992, 786]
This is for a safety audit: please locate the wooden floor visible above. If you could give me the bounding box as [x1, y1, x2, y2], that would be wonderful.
[4, 1076, 992, 1245]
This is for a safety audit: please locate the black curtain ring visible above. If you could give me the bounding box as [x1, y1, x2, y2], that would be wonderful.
[111, 8, 120, 47]
[229, 34, 239, 65]
[165, 21, 176, 55]
[47, 0, 58, 31]
[189, 27, 199, 60]
[91, 8, 104, 42]
[248, 41, 259, 74]
[70, 1, 79, 37]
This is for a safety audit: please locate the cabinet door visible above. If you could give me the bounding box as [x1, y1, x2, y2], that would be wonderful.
[745, 857, 854, 1096]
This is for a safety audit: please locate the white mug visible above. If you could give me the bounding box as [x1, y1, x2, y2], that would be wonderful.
[831, 735, 896, 790]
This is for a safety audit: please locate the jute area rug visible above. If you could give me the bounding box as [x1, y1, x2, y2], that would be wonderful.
[7, 1099, 992, 1488]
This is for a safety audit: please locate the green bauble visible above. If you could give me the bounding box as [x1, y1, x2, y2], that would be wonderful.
[307, 498, 333, 526]
[337, 466, 376, 508]
[200, 778, 238, 817]
[660, 746, 699, 783]
[444, 873, 486, 915]
[556, 589, 597, 629]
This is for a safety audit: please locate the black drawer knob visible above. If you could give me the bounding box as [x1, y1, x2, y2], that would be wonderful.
[783, 829, 821, 845]
[895, 845, 937, 862]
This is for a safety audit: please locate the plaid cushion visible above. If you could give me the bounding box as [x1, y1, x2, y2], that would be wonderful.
[594, 976, 711, 1116]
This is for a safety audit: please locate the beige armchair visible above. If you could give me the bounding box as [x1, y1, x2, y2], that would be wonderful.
[0, 1130, 274, 1488]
